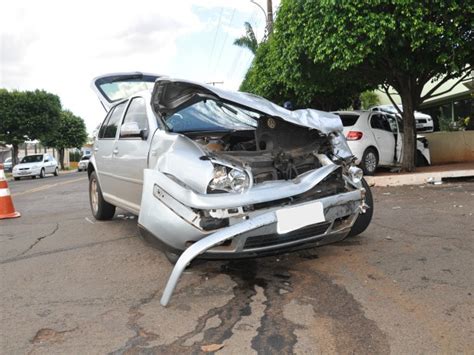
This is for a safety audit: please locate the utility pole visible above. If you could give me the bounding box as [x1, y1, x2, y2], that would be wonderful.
[266, 0, 273, 35]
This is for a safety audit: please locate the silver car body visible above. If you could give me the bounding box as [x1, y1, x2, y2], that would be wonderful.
[89, 73, 370, 305]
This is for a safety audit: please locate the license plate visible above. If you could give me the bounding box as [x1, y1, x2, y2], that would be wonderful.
[276, 201, 325, 234]
[18, 171, 28, 175]
[416, 124, 423, 129]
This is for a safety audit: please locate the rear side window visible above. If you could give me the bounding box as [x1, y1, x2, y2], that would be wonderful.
[102, 102, 127, 139]
[337, 114, 359, 127]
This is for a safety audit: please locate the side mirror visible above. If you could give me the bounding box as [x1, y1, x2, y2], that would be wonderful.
[44, 159, 49, 162]
[120, 122, 142, 138]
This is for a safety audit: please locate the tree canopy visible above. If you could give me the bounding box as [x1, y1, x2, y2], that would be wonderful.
[241, 0, 473, 171]
[233, 22, 258, 55]
[42, 109, 88, 169]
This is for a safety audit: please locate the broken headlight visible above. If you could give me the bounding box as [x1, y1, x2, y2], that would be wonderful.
[348, 166, 363, 184]
[208, 165, 251, 193]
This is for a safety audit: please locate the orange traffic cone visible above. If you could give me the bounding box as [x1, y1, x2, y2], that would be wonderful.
[0, 163, 21, 219]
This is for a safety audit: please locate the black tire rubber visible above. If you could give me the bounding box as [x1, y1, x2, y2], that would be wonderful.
[32, 176, 37, 179]
[360, 148, 378, 176]
[39, 168, 45, 178]
[89, 171, 116, 220]
[416, 150, 429, 167]
[14, 177, 20, 181]
[54, 167, 59, 176]
[347, 178, 374, 237]
[164, 251, 180, 265]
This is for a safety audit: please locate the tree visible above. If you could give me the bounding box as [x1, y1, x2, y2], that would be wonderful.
[0, 89, 62, 165]
[275, 0, 473, 171]
[240, 8, 375, 110]
[233, 22, 258, 54]
[42, 110, 87, 169]
[360, 91, 381, 110]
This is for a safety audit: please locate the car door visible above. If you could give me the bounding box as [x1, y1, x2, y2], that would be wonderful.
[369, 113, 396, 165]
[94, 101, 127, 199]
[112, 96, 152, 212]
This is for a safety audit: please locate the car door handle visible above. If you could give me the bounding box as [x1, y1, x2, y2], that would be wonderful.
[113, 148, 119, 155]
[94, 147, 99, 152]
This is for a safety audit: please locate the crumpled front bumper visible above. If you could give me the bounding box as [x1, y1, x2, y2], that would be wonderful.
[138, 160, 366, 306]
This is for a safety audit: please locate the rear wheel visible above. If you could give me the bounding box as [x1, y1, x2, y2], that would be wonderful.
[347, 178, 374, 237]
[89, 171, 115, 220]
[360, 148, 378, 176]
[39, 168, 45, 178]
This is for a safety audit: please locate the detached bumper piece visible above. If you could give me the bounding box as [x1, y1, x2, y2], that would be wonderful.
[159, 188, 364, 306]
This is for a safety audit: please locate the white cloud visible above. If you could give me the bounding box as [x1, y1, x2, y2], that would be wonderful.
[0, 0, 279, 133]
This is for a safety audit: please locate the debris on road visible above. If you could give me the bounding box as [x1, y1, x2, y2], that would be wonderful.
[201, 343, 224, 352]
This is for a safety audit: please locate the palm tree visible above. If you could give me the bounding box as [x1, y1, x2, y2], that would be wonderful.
[233, 22, 258, 54]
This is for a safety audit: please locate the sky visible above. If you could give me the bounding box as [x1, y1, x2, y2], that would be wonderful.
[1, 0, 280, 134]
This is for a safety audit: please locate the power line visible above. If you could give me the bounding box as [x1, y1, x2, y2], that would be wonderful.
[207, 7, 224, 76]
[212, 8, 236, 80]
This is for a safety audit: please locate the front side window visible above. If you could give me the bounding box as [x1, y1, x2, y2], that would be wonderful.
[370, 114, 392, 132]
[166, 100, 258, 133]
[121, 97, 149, 136]
[102, 102, 127, 139]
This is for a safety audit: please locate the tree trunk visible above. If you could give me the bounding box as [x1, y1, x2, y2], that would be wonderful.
[12, 144, 19, 166]
[59, 148, 65, 170]
[400, 93, 416, 172]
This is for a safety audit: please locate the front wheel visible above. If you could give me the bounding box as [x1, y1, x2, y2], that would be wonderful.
[14, 177, 20, 181]
[89, 171, 115, 220]
[39, 168, 45, 178]
[347, 178, 374, 237]
[54, 167, 59, 176]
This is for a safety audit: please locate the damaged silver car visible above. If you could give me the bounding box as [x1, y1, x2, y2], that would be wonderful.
[89, 72, 373, 306]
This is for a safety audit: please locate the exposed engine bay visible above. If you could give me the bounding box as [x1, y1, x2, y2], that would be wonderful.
[189, 117, 335, 183]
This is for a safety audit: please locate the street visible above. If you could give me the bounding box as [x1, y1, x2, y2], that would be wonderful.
[1, 173, 473, 354]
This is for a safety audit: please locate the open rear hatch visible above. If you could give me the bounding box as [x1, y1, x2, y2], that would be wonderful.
[91, 72, 160, 111]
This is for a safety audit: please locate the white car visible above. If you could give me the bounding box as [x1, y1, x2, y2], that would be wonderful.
[370, 105, 434, 132]
[12, 154, 59, 180]
[3, 157, 12, 172]
[334, 111, 431, 175]
[77, 155, 91, 172]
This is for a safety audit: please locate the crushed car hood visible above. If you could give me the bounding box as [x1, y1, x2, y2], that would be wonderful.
[151, 78, 343, 135]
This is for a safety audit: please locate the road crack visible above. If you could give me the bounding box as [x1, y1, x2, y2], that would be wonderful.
[16, 223, 60, 257]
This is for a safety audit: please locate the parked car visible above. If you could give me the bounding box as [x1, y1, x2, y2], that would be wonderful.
[77, 155, 91, 172]
[334, 111, 431, 175]
[3, 157, 12, 172]
[12, 154, 59, 180]
[89, 72, 374, 304]
[370, 105, 434, 132]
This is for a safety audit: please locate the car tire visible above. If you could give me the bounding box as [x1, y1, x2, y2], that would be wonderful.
[39, 168, 45, 178]
[164, 251, 180, 265]
[416, 150, 429, 167]
[360, 148, 378, 176]
[14, 177, 20, 181]
[54, 167, 59, 176]
[89, 171, 115, 220]
[347, 178, 374, 237]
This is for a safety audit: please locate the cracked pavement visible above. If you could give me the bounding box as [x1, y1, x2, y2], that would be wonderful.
[1, 173, 473, 354]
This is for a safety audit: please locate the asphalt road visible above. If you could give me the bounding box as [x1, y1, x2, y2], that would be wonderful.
[1, 172, 473, 354]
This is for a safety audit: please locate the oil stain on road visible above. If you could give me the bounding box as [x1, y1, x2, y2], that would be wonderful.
[111, 254, 389, 354]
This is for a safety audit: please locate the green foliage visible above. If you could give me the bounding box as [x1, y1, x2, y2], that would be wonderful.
[233, 22, 258, 54]
[0, 89, 62, 145]
[42, 110, 87, 150]
[360, 91, 381, 110]
[240, 5, 375, 110]
[242, 0, 473, 171]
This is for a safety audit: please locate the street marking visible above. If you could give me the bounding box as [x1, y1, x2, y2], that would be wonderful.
[85, 217, 95, 224]
[13, 177, 87, 197]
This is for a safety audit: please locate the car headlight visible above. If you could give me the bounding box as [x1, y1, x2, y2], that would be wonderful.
[348, 166, 363, 184]
[208, 165, 251, 193]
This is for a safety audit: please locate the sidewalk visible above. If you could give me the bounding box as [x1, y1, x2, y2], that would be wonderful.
[365, 162, 474, 187]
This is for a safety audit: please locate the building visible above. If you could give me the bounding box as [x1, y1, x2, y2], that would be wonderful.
[377, 71, 473, 131]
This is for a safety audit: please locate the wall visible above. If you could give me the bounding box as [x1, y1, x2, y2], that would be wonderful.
[424, 131, 474, 164]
